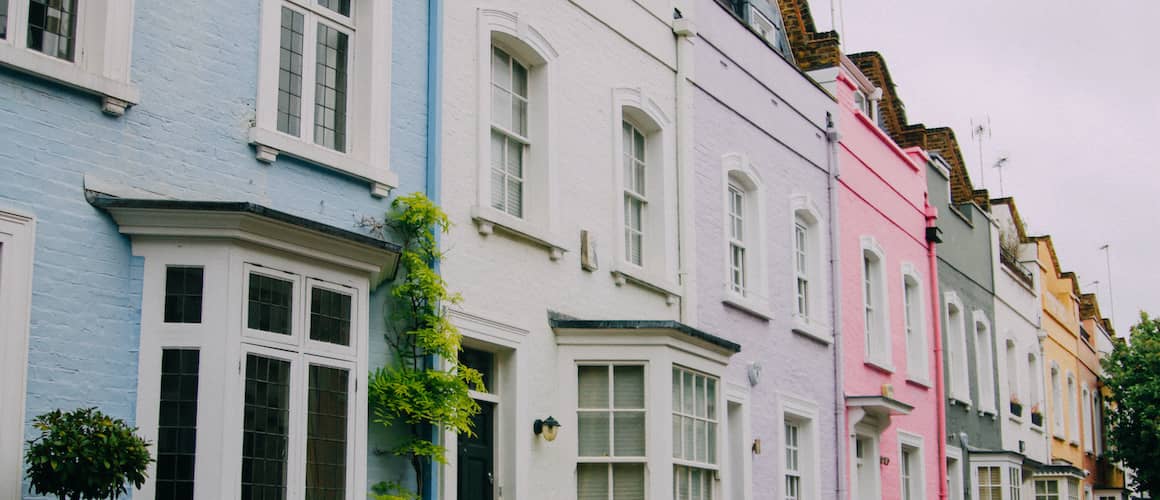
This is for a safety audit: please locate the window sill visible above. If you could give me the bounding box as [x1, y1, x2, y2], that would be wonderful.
[471, 205, 568, 261]
[0, 44, 139, 115]
[1030, 424, 1045, 434]
[248, 127, 398, 196]
[978, 409, 998, 420]
[611, 265, 680, 305]
[948, 396, 972, 409]
[863, 359, 895, 374]
[722, 294, 772, 321]
[1052, 433, 1066, 442]
[790, 318, 831, 344]
[1008, 414, 1023, 425]
[1068, 440, 1079, 448]
[905, 377, 932, 390]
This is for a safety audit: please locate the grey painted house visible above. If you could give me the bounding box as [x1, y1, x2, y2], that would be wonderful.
[693, 0, 840, 498]
[927, 154, 1006, 498]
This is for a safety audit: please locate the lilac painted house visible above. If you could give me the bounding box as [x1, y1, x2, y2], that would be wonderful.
[692, 0, 841, 498]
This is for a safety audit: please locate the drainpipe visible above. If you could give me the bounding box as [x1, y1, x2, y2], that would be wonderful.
[673, 10, 697, 325]
[824, 111, 846, 500]
[424, 0, 443, 498]
[926, 199, 948, 500]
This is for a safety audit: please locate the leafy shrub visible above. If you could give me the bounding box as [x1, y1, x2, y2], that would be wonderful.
[25, 407, 151, 500]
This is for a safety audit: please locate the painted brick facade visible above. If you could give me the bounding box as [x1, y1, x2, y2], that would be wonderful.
[0, 0, 430, 496]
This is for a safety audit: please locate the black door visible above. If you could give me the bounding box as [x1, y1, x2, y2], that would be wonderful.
[458, 401, 494, 500]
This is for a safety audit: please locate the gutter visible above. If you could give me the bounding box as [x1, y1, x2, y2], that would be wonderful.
[824, 111, 846, 500]
[926, 200, 949, 500]
[424, 0, 443, 498]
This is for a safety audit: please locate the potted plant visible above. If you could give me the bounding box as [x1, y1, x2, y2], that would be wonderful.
[25, 407, 151, 500]
[1030, 403, 1044, 427]
[1010, 396, 1024, 417]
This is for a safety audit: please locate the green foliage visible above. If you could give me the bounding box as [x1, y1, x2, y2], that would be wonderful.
[25, 407, 151, 500]
[367, 193, 484, 498]
[1102, 312, 1160, 496]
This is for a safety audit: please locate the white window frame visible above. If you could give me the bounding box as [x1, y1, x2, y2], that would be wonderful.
[576, 362, 649, 500]
[901, 264, 928, 384]
[975, 465, 1002, 500]
[1081, 385, 1093, 452]
[973, 312, 996, 414]
[1051, 363, 1064, 438]
[131, 239, 370, 499]
[1028, 353, 1043, 429]
[851, 425, 881, 500]
[1005, 337, 1021, 420]
[0, 0, 138, 114]
[947, 447, 964, 500]
[860, 236, 891, 370]
[721, 153, 770, 318]
[1010, 467, 1023, 500]
[471, 9, 566, 259]
[1066, 373, 1079, 445]
[777, 394, 821, 500]
[898, 431, 925, 500]
[608, 88, 679, 297]
[1035, 479, 1061, 500]
[251, 0, 397, 195]
[945, 291, 971, 404]
[790, 194, 827, 341]
[0, 208, 35, 498]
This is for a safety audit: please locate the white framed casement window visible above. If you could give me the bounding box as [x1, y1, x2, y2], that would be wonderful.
[1009, 467, 1023, 500]
[673, 366, 720, 500]
[0, 208, 35, 499]
[1035, 479, 1060, 500]
[576, 363, 647, 500]
[897, 431, 925, 500]
[0, 0, 138, 113]
[901, 264, 928, 384]
[607, 88, 678, 297]
[1027, 353, 1043, 428]
[778, 394, 819, 500]
[973, 312, 996, 413]
[1050, 363, 1063, 437]
[790, 194, 827, 340]
[976, 466, 1001, 500]
[1005, 338, 1020, 419]
[251, 0, 397, 195]
[131, 239, 370, 500]
[860, 236, 890, 369]
[945, 292, 971, 404]
[1066, 373, 1079, 445]
[472, 10, 565, 259]
[721, 153, 769, 318]
[1081, 385, 1093, 452]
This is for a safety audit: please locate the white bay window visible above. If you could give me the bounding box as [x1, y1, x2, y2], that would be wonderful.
[577, 364, 647, 500]
[673, 367, 718, 500]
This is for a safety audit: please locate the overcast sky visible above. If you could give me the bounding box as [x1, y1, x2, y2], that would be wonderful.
[805, 0, 1160, 337]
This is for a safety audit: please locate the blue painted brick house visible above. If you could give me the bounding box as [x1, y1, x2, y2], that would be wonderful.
[0, 0, 433, 497]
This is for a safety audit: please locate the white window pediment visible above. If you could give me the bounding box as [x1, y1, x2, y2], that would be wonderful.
[251, 0, 398, 196]
[0, 0, 139, 114]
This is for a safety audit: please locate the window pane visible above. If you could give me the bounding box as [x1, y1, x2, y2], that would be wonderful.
[1, 0, 8, 39]
[491, 47, 511, 89]
[577, 411, 610, 457]
[157, 349, 199, 500]
[242, 355, 291, 500]
[612, 463, 645, 500]
[26, 0, 77, 61]
[307, 365, 349, 500]
[490, 131, 507, 211]
[577, 464, 608, 500]
[165, 267, 204, 324]
[613, 412, 645, 456]
[314, 23, 349, 152]
[578, 366, 609, 408]
[512, 97, 527, 137]
[277, 7, 305, 137]
[309, 287, 352, 346]
[511, 59, 528, 98]
[248, 273, 293, 335]
[613, 366, 644, 409]
[316, 0, 350, 16]
[491, 86, 512, 131]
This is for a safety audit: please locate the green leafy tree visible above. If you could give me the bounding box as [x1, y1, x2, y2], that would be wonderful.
[1102, 312, 1160, 496]
[25, 407, 151, 500]
[367, 193, 483, 499]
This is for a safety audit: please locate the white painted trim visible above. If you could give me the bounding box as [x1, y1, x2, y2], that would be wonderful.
[475, 8, 559, 250]
[944, 290, 971, 404]
[251, 0, 397, 195]
[789, 193, 830, 340]
[0, 0, 139, 113]
[972, 310, 997, 414]
[946, 446, 964, 500]
[897, 430, 927, 500]
[0, 208, 35, 499]
[777, 393, 822, 500]
[860, 236, 892, 369]
[900, 263, 930, 385]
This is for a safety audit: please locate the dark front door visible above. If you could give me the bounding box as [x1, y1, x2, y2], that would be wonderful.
[458, 401, 494, 500]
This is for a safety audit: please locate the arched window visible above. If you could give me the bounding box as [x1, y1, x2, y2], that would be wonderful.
[791, 194, 826, 337]
[1067, 373, 1079, 443]
[945, 293, 969, 402]
[973, 315, 996, 413]
[860, 237, 889, 368]
[901, 266, 928, 383]
[1005, 339, 1020, 413]
[1027, 353, 1042, 423]
[721, 154, 767, 314]
[1081, 385, 1093, 452]
[1051, 364, 1063, 437]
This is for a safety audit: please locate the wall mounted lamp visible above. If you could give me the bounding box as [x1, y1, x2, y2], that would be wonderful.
[533, 416, 561, 442]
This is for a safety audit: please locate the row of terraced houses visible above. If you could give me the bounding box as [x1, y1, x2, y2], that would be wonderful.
[0, 0, 1139, 499]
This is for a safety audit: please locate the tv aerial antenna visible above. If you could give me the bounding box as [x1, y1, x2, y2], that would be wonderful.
[970, 117, 992, 188]
[993, 156, 1010, 197]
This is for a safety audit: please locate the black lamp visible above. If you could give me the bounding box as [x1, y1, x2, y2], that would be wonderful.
[533, 416, 561, 442]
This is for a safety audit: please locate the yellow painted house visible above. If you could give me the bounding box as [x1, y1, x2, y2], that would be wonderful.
[1030, 236, 1087, 498]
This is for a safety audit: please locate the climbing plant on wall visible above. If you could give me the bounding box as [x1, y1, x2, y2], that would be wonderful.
[366, 193, 483, 500]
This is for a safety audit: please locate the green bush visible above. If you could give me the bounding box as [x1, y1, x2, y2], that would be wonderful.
[25, 407, 151, 500]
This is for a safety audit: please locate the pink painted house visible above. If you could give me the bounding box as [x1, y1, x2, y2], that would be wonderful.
[807, 55, 945, 500]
